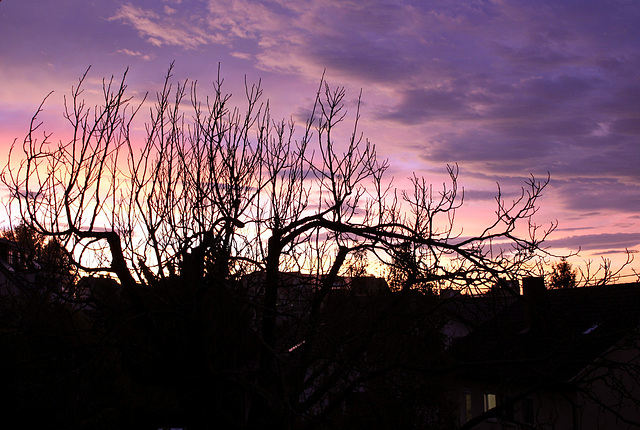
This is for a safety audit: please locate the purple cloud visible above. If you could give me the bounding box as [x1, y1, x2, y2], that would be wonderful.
[1, 0, 639, 265]
[546, 233, 640, 252]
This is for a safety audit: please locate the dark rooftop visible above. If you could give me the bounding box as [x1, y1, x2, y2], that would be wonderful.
[448, 281, 640, 387]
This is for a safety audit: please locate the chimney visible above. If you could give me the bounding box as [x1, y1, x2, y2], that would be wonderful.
[522, 277, 547, 331]
[440, 288, 460, 299]
[491, 278, 520, 297]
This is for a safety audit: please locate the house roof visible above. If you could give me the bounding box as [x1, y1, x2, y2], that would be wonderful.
[448, 281, 640, 388]
[441, 292, 517, 329]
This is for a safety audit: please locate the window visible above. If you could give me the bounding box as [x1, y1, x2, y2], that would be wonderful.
[484, 393, 497, 411]
[463, 392, 472, 422]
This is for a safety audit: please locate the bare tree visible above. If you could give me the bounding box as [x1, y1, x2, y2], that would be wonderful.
[577, 251, 637, 286]
[2, 65, 554, 428]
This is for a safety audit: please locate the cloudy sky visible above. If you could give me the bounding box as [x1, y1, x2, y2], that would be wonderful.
[1, 0, 638, 275]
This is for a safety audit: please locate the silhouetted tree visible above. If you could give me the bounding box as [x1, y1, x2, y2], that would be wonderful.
[2, 64, 553, 428]
[0, 223, 75, 295]
[548, 258, 577, 289]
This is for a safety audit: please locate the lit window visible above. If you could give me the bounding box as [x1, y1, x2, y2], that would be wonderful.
[484, 393, 496, 411]
[464, 392, 472, 422]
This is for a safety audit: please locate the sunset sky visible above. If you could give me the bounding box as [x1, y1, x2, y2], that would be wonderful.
[1, 0, 638, 277]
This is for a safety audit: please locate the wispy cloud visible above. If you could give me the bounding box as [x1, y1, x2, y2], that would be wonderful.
[110, 3, 229, 49]
[116, 48, 153, 61]
[546, 233, 640, 252]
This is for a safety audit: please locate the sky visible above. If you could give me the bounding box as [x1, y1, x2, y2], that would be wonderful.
[0, 0, 639, 279]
